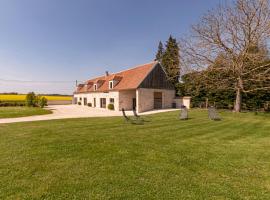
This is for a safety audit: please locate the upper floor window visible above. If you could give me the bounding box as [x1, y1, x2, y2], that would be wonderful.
[94, 84, 97, 91]
[109, 81, 114, 89]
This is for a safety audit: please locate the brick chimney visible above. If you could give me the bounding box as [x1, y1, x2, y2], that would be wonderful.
[105, 71, 109, 76]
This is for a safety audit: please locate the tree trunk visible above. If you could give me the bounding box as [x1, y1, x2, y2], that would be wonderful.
[234, 87, 242, 112]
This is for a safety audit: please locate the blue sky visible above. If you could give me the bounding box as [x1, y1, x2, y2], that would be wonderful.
[0, 0, 221, 94]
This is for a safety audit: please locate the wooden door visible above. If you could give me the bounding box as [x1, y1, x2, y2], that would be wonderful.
[154, 92, 162, 109]
[100, 98, 106, 108]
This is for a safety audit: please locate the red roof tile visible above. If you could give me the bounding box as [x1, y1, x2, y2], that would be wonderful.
[76, 62, 157, 93]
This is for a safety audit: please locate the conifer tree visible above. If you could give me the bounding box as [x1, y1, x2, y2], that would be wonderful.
[155, 41, 164, 62]
[161, 35, 180, 85]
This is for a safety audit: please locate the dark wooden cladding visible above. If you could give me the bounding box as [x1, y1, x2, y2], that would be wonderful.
[138, 63, 175, 90]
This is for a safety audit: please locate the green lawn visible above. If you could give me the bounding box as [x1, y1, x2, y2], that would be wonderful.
[0, 107, 52, 118]
[0, 110, 270, 199]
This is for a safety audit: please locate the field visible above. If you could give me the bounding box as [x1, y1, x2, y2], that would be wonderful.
[0, 94, 72, 101]
[0, 110, 270, 199]
[0, 107, 52, 118]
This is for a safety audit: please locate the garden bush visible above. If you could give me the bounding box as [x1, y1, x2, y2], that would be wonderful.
[87, 103, 92, 107]
[78, 102, 81, 105]
[39, 97, 48, 108]
[107, 104, 114, 110]
[0, 101, 26, 107]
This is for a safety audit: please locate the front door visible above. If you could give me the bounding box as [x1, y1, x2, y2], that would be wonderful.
[154, 92, 162, 109]
[83, 98, 87, 106]
[100, 98, 106, 108]
[132, 98, 136, 110]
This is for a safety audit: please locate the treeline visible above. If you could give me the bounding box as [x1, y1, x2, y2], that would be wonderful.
[154, 0, 270, 112]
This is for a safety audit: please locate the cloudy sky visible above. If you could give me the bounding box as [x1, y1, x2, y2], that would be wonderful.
[0, 0, 221, 94]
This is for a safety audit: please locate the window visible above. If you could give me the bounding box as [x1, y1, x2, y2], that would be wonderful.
[109, 81, 113, 89]
[110, 98, 114, 104]
[94, 84, 97, 91]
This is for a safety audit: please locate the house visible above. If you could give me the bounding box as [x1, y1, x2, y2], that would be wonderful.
[73, 61, 190, 113]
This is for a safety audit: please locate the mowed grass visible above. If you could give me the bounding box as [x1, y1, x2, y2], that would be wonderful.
[0, 110, 270, 199]
[0, 107, 52, 118]
[0, 94, 72, 101]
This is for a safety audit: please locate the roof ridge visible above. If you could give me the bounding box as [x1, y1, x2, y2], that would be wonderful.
[85, 61, 157, 82]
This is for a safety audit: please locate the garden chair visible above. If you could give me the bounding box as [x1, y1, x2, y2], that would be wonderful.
[208, 107, 221, 121]
[122, 108, 143, 125]
[132, 108, 147, 122]
[180, 107, 188, 120]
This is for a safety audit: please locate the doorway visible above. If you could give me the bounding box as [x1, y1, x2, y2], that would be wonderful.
[154, 92, 162, 109]
[132, 98, 136, 110]
[100, 98, 106, 108]
[83, 98, 87, 106]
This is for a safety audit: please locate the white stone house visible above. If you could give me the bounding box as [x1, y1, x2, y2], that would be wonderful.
[74, 62, 190, 113]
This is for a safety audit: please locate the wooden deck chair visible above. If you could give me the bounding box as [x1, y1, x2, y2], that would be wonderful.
[122, 108, 143, 125]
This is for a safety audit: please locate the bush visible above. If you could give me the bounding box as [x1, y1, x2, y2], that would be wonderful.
[87, 103, 92, 107]
[39, 97, 48, 108]
[0, 101, 26, 107]
[107, 103, 114, 110]
[78, 102, 81, 105]
[25, 92, 38, 107]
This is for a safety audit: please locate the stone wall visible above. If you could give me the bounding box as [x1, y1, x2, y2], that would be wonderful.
[136, 88, 175, 113]
[119, 90, 136, 111]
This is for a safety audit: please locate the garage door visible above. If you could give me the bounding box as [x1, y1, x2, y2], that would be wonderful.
[154, 92, 162, 109]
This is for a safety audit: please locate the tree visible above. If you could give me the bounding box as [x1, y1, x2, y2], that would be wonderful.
[181, 0, 270, 112]
[155, 41, 164, 62]
[39, 97, 48, 108]
[162, 35, 180, 85]
[25, 92, 37, 107]
[25, 92, 48, 108]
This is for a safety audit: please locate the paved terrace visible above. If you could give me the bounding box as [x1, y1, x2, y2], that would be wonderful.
[0, 105, 180, 124]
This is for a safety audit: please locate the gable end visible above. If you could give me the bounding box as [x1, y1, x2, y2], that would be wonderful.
[138, 63, 175, 90]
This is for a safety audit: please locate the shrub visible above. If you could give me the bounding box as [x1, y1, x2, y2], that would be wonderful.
[78, 102, 81, 105]
[87, 103, 92, 107]
[25, 92, 38, 107]
[107, 103, 114, 110]
[0, 101, 26, 107]
[39, 97, 48, 108]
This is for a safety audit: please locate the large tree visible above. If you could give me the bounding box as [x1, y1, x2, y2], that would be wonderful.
[181, 0, 270, 112]
[155, 41, 164, 62]
[162, 35, 181, 85]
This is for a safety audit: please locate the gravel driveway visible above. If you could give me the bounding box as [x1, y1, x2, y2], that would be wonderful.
[0, 105, 178, 124]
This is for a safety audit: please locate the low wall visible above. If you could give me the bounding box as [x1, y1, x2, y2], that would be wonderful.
[47, 100, 72, 105]
[174, 97, 191, 109]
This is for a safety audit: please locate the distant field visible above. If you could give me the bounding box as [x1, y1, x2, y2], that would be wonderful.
[0, 94, 72, 101]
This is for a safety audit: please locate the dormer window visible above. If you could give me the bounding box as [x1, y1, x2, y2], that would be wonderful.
[94, 84, 97, 91]
[109, 81, 114, 89]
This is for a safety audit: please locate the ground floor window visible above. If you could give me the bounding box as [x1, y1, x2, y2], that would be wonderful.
[94, 98, 96, 107]
[109, 98, 114, 104]
[83, 98, 87, 106]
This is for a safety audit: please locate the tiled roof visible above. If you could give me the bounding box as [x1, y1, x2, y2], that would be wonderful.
[76, 61, 157, 93]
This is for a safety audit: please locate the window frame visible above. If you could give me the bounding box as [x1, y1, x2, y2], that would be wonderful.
[109, 81, 114, 89]
[94, 84, 97, 91]
[109, 98, 114, 104]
